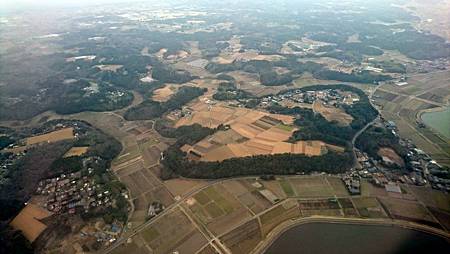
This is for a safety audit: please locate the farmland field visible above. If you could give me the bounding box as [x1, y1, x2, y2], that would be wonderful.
[10, 204, 52, 242]
[259, 200, 300, 236]
[352, 197, 387, 218]
[186, 184, 252, 235]
[26, 127, 74, 145]
[177, 102, 341, 161]
[63, 146, 89, 157]
[289, 177, 334, 198]
[374, 71, 450, 166]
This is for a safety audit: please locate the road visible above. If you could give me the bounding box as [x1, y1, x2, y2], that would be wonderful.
[351, 83, 382, 166]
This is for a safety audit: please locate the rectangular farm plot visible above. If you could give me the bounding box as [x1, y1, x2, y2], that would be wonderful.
[299, 199, 342, 217]
[140, 209, 207, 254]
[326, 177, 350, 196]
[289, 177, 334, 197]
[279, 179, 296, 197]
[338, 198, 359, 217]
[352, 197, 387, 218]
[222, 181, 272, 214]
[259, 200, 300, 236]
[220, 218, 262, 254]
[187, 184, 251, 235]
[26, 127, 74, 146]
[378, 198, 439, 226]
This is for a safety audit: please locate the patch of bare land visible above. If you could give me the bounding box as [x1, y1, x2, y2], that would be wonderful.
[65, 55, 96, 62]
[155, 48, 167, 58]
[63, 146, 89, 157]
[94, 64, 123, 72]
[378, 147, 405, 167]
[151, 84, 178, 102]
[280, 37, 335, 55]
[10, 203, 52, 242]
[212, 50, 284, 64]
[227, 70, 289, 96]
[313, 100, 353, 126]
[26, 127, 74, 146]
[166, 50, 189, 61]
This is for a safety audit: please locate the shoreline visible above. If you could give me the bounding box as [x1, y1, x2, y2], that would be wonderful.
[252, 216, 450, 254]
[418, 106, 450, 140]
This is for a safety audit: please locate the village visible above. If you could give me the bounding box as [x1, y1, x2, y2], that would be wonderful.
[342, 117, 450, 196]
[257, 88, 360, 109]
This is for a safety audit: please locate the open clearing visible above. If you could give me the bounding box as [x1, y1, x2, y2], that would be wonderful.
[288, 177, 335, 198]
[377, 147, 405, 167]
[313, 100, 353, 126]
[10, 204, 52, 242]
[26, 127, 74, 145]
[352, 197, 387, 218]
[63, 146, 89, 157]
[151, 84, 178, 102]
[379, 197, 438, 226]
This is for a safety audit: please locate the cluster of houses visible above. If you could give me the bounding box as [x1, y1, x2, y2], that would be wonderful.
[353, 118, 450, 193]
[147, 201, 164, 219]
[36, 171, 113, 214]
[259, 88, 360, 108]
[342, 172, 361, 195]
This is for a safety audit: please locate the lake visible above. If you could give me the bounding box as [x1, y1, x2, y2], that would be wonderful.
[421, 107, 450, 139]
[265, 222, 450, 254]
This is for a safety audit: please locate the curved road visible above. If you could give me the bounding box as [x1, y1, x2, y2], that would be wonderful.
[351, 83, 382, 166]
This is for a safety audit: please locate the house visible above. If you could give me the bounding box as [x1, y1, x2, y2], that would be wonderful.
[385, 183, 402, 193]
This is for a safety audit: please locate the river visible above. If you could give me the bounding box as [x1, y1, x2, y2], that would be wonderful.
[421, 107, 450, 139]
[265, 222, 450, 254]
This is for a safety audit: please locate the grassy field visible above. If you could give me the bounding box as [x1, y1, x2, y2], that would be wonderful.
[326, 177, 350, 196]
[407, 186, 450, 212]
[289, 177, 334, 197]
[352, 197, 387, 218]
[138, 208, 206, 254]
[187, 184, 251, 235]
[259, 200, 300, 236]
[279, 179, 295, 197]
[220, 219, 262, 254]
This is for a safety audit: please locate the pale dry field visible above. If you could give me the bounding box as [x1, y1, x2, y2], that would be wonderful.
[63, 146, 89, 157]
[26, 127, 74, 145]
[10, 204, 52, 242]
[94, 64, 123, 72]
[378, 147, 405, 167]
[313, 100, 353, 126]
[151, 84, 178, 102]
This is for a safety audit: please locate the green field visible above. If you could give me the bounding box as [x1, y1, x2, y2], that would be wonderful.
[279, 179, 295, 197]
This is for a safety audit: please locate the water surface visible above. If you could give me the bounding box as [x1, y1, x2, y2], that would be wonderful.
[421, 107, 450, 139]
[265, 222, 450, 254]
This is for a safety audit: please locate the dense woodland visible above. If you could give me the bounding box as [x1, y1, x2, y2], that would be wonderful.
[356, 125, 408, 166]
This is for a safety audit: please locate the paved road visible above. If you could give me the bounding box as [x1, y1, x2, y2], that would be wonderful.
[351, 83, 382, 166]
